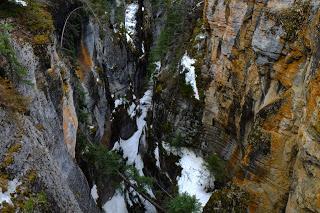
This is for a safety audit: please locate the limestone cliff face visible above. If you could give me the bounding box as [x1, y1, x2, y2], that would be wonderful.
[0, 33, 99, 212]
[0, 0, 154, 211]
[202, 0, 320, 211]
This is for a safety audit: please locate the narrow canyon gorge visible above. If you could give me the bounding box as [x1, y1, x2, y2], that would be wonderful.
[0, 0, 320, 212]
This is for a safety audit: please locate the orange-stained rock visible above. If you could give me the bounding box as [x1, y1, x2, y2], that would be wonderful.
[273, 50, 305, 88]
[76, 42, 93, 81]
[203, 0, 320, 212]
[63, 84, 78, 158]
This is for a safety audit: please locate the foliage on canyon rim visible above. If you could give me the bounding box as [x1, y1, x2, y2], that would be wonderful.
[125, 165, 154, 194]
[85, 143, 123, 176]
[0, 0, 54, 45]
[168, 134, 185, 148]
[0, 23, 27, 78]
[0, 24, 30, 112]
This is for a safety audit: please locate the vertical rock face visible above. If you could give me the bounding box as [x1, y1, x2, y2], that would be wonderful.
[202, 0, 320, 211]
[62, 62, 79, 158]
[0, 37, 99, 211]
[0, 0, 152, 211]
[0, 0, 117, 212]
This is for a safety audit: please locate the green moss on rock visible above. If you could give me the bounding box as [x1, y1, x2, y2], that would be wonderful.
[274, 1, 310, 41]
[204, 153, 227, 183]
[203, 184, 250, 213]
[7, 143, 22, 154]
[0, 1, 54, 46]
[22, 191, 48, 213]
[0, 174, 9, 192]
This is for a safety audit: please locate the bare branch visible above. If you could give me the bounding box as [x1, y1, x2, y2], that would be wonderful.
[117, 171, 166, 212]
[60, 6, 84, 48]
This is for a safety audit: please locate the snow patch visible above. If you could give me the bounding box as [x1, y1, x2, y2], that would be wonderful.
[113, 97, 137, 118]
[113, 89, 156, 212]
[154, 61, 161, 73]
[11, 0, 27, 6]
[91, 184, 99, 204]
[180, 53, 200, 100]
[143, 196, 157, 213]
[163, 144, 214, 207]
[113, 89, 152, 175]
[114, 97, 126, 109]
[0, 178, 21, 206]
[103, 190, 128, 213]
[154, 145, 161, 168]
[115, 0, 122, 7]
[196, 33, 206, 40]
[142, 42, 145, 53]
[178, 150, 213, 206]
[127, 102, 137, 118]
[125, 3, 139, 44]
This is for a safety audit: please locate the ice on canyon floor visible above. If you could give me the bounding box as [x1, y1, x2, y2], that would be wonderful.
[113, 97, 137, 118]
[125, 3, 139, 44]
[142, 42, 145, 53]
[143, 194, 157, 213]
[91, 184, 99, 204]
[178, 150, 214, 206]
[112, 89, 156, 212]
[103, 190, 128, 213]
[127, 102, 137, 118]
[0, 178, 21, 206]
[113, 89, 152, 175]
[180, 53, 200, 100]
[163, 144, 214, 207]
[125, 188, 156, 213]
[114, 97, 127, 109]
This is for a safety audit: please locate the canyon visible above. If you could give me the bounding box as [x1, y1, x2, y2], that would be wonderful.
[0, 0, 320, 212]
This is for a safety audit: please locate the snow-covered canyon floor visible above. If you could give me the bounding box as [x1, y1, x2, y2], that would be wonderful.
[163, 144, 214, 208]
[104, 88, 156, 213]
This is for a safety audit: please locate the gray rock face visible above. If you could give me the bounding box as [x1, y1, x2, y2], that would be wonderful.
[205, 0, 248, 57]
[0, 110, 87, 212]
[81, 20, 112, 144]
[8, 0, 320, 212]
[1, 37, 100, 212]
[102, 26, 130, 95]
[101, 0, 148, 98]
[0, 0, 158, 212]
[252, 14, 285, 60]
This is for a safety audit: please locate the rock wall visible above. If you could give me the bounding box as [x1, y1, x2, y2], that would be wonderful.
[202, 0, 320, 212]
[0, 36, 99, 212]
[0, 0, 143, 211]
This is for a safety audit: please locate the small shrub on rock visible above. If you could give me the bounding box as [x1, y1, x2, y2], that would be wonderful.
[204, 153, 227, 183]
[166, 192, 201, 213]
